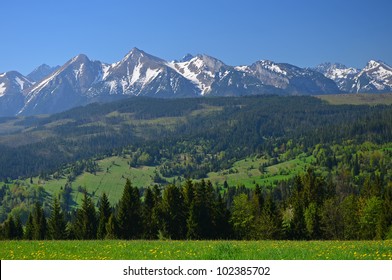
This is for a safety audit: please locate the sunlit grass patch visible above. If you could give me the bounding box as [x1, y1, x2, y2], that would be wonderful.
[1, 240, 391, 260]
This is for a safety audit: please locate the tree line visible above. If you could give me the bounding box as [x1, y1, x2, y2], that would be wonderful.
[1, 170, 391, 240]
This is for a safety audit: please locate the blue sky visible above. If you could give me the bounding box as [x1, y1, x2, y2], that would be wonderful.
[1, 0, 392, 74]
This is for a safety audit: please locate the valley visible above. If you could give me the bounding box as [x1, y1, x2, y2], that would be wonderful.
[1, 94, 392, 242]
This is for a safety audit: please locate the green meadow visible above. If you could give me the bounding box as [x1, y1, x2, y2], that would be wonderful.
[22, 152, 314, 207]
[317, 93, 392, 105]
[1, 240, 391, 260]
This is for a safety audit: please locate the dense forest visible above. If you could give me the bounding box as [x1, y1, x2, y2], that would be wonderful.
[1, 171, 391, 240]
[0, 95, 392, 240]
[0, 95, 391, 180]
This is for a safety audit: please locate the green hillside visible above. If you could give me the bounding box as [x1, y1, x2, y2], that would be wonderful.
[1, 95, 392, 242]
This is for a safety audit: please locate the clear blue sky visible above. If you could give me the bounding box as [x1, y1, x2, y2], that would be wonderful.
[1, 0, 392, 74]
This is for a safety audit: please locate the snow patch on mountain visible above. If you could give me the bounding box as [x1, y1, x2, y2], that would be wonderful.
[73, 63, 85, 80]
[15, 77, 27, 90]
[234, 66, 250, 72]
[313, 63, 359, 92]
[130, 62, 143, 85]
[260, 61, 287, 75]
[0, 83, 6, 97]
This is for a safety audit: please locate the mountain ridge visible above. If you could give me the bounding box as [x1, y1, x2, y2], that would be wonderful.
[0, 48, 391, 117]
[313, 60, 392, 93]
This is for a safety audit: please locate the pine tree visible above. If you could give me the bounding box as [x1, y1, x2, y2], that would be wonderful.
[4, 216, 16, 239]
[32, 202, 47, 240]
[3, 215, 23, 239]
[97, 192, 111, 239]
[24, 212, 34, 240]
[183, 178, 194, 208]
[142, 188, 158, 239]
[105, 213, 118, 239]
[256, 192, 281, 239]
[48, 197, 67, 239]
[289, 176, 306, 239]
[186, 180, 216, 239]
[377, 183, 392, 239]
[117, 179, 141, 239]
[214, 192, 232, 239]
[74, 192, 97, 239]
[341, 194, 360, 240]
[161, 184, 186, 239]
[14, 215, 24, 240]
[320, 196, 344, 239]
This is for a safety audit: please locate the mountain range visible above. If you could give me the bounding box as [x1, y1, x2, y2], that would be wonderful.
[1, 47, 391, 116]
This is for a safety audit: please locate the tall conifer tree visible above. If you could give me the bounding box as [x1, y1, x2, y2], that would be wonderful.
[97, 192, 111, 239]
[74, 193, 97, 239]
[117, 179, 141, 239]
[32, 202, 47, 240]
[48, 197, 67, 239]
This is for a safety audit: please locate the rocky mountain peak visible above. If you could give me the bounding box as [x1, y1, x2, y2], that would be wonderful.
[0, 47, 390, 117]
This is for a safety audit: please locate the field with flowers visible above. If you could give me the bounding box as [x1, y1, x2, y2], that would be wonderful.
[1, 240, 392, 260]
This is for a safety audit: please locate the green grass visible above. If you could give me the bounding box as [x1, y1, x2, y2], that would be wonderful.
[26, 156, 159, 205]
[317, 93, 392, 105]
[207, 154, 314, 188]
[1, 240, 391, 260]
[19, 152, 314, 208]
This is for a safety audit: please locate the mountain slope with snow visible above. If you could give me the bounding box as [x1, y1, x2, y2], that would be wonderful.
[314, 61, 392, 93]
[0, 71, 33, 116]
[27, 64, 61, 82]
[170, 55, 280, 96]
[351, 60, 392, 93]
[0, 48, 391, 117]
[238, 60, 340, 94]
[313, 63, 359, 92]
[88, 48, 200, 98]
[20, 54, 104, 115]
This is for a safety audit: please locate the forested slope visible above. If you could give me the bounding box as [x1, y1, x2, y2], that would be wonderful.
[1, 95, 392, 240]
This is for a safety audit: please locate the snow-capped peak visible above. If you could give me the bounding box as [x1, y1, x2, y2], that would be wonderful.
[180, 53, 194, 62]
[360, 60, 392, 77]
[70, 54, 89, 64]
[364, 60, 382, 70]
[167, 54, 226, 94]
[0, 71, 33, 98]
[351, 60, 392, 93]
[122, 47, 145, 62]
[315, 62, 359, 80]
[2, 47, 392, 117]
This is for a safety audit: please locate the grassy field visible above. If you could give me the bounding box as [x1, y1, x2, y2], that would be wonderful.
[1, 240, 391, 260]
[207, 154, 314, 188]
[317, 93, 392, 105]
[25, 156, 159, 205]
[20, 153, 314, 208]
